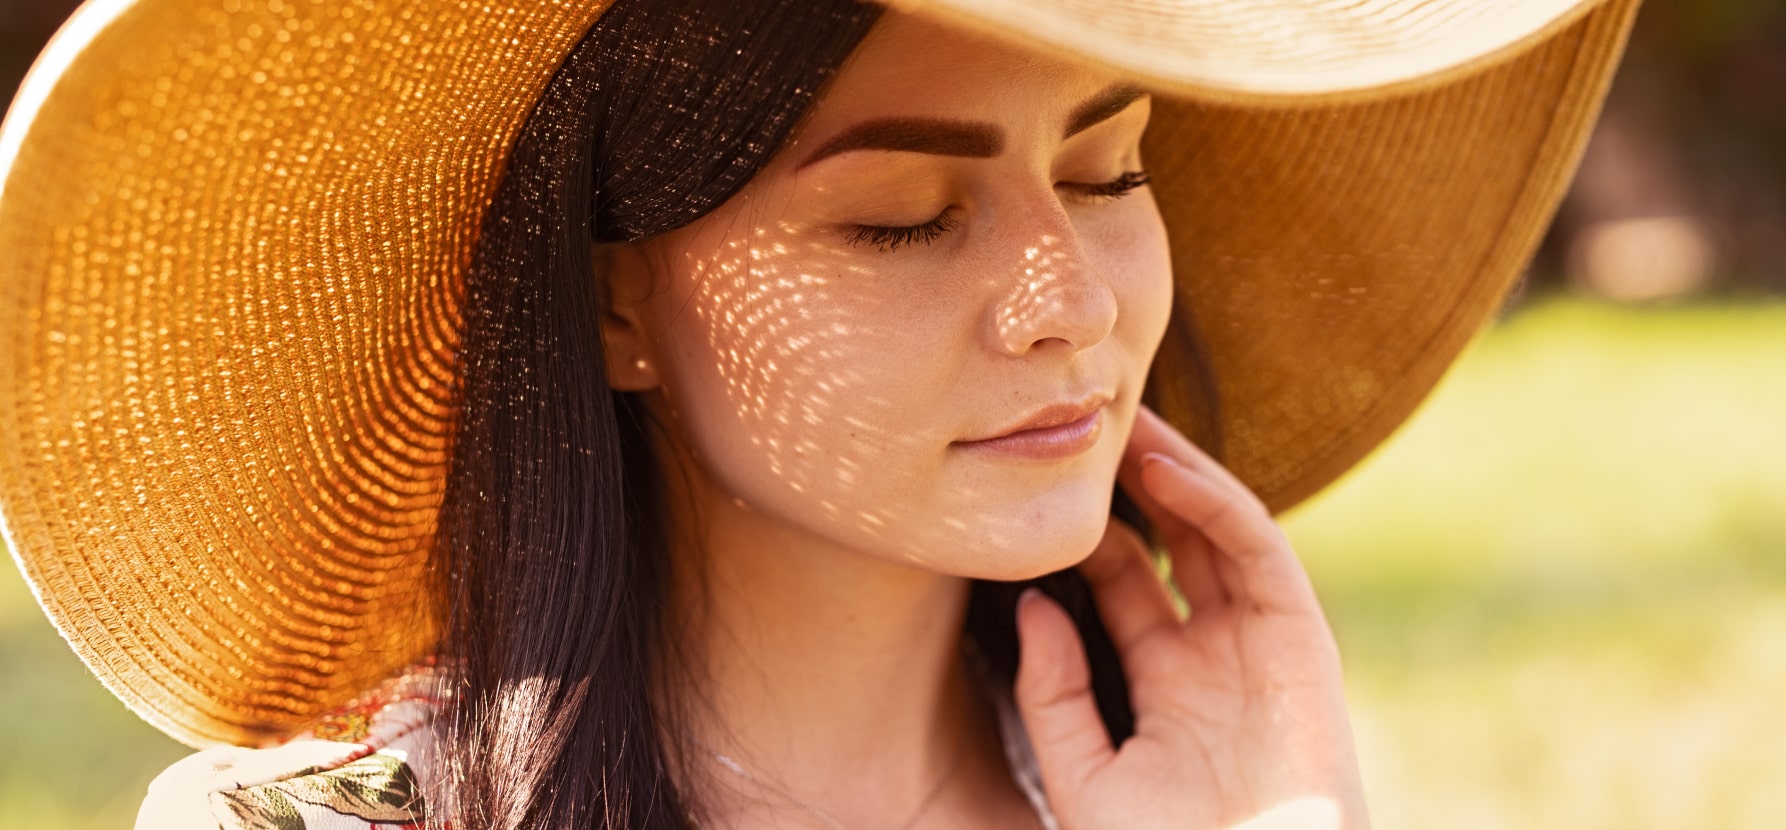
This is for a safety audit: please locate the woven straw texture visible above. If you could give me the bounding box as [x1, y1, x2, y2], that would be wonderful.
[0, 0, 1638, 747]
[903, 0, 1614, 101]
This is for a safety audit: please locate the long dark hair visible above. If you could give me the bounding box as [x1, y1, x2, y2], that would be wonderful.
[433, 0, 1220, 827]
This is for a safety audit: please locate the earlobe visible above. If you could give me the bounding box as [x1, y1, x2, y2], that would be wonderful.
[596, 243, 662, 391]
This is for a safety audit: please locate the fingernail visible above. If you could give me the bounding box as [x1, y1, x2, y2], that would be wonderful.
[1142, 452, 1179, 469]
[1016, 587, 1042, 616]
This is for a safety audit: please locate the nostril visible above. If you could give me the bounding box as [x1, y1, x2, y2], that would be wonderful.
[993, 275, 1117, 356]
[989, 225, 1117, 357]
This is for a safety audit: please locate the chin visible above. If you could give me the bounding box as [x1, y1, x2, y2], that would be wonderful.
[943, 503, 1112, 582]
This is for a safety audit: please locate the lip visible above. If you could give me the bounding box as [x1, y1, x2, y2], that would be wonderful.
[954, 395, 1111, 460]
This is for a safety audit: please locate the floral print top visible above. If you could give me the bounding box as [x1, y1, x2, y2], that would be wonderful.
[135, 659, 1059, 830]
[137, 664, 443, 829]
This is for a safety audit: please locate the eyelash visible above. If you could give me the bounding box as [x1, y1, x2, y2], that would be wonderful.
[843, 169, 1153, 252]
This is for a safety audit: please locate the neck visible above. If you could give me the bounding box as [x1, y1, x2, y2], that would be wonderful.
[650, 429, 1036, 829]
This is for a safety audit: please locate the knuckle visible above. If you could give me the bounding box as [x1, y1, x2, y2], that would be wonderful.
[1019, 676, 1095, 715]
[1188, 491, 1240, 528]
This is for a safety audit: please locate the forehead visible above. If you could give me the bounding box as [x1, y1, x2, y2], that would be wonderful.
[796, 10, 1126, 131]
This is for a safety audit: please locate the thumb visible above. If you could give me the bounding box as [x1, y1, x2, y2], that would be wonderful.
[1014, 588, 1115, 801]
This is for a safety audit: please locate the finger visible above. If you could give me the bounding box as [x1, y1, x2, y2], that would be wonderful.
[1141, 453, 1322, 616]
[1076, 519, 1182, 653]
[1157, 512, 1229, 611]
[1114, 450, 1227, 585]
[1113, 405, 1265, 562]
[1112, 467, 1230, 612]
[1123, 404, 1268, 515]
[1014, 588, 1115, 797]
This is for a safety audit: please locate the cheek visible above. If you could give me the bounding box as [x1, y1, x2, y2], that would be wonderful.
[1106, 198, 1176, 357]
[644, 233, 972, 545]
[636, 201, 1173, 580]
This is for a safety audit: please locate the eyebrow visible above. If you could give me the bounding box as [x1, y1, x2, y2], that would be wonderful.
[797, 119, 1002, 169]
[1063, 84, 1147, 139]
[796, 83, 1148, 169]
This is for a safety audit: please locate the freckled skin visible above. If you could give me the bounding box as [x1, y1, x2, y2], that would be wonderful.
[591, 15, 1367, 829]
[603, 14, 1171, 580]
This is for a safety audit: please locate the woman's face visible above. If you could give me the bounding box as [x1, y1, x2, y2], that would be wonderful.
[606, 10, 1173, 580]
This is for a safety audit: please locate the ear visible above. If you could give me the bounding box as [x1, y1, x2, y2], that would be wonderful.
[596, 242, 663, 392]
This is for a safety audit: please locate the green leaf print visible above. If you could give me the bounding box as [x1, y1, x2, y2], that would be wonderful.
[279, 752, 429, 822]
[214, 786, 308, 830]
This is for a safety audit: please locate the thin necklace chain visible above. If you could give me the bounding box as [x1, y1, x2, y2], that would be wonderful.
[686, 730, 965, 830]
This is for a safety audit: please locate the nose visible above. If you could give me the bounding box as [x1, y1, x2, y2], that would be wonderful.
[990, 220, 1119, 358]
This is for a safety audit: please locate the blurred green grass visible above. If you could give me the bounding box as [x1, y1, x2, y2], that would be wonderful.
[3, 294, 1783, 829]
[1283, 294, 1786, 829]
[0, 566, 187, 828]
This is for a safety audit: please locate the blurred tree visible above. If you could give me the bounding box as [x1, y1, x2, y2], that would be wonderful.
[1538, 0, 1786, 298]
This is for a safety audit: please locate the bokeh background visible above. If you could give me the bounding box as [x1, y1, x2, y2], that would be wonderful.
[3, 1, 1782, 827]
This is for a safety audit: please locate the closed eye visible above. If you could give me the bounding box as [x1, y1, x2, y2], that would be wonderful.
[1063, 170, 1152, 203]
[843, 210, 962, 252]
[843, 169, 1152, 252]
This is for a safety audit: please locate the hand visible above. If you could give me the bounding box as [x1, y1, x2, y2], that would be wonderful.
[1014, 404, 1369, 830]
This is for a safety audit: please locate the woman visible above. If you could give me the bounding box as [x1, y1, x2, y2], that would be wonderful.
[0, 0, 1639, 828]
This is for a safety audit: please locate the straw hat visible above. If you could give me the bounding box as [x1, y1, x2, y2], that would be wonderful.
[0, 0, 1639, 748]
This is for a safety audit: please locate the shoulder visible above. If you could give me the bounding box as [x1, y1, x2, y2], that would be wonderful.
[136, 664, 445, 830]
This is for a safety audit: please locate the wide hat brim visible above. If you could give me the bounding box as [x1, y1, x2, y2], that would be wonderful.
[0, 0, 1639, 747]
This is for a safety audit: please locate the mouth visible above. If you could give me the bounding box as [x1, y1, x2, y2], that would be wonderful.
[953, 394, 1112, 461]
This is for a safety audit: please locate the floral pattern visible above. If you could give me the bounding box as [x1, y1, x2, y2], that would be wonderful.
[211, 753, 428, 829]
[137, 663, 446, 830]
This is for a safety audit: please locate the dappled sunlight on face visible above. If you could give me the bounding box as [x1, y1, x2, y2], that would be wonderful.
[994, 236, 1119, 356]
[618, 10, 1174, 579]
[672, 221, 918, 540]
